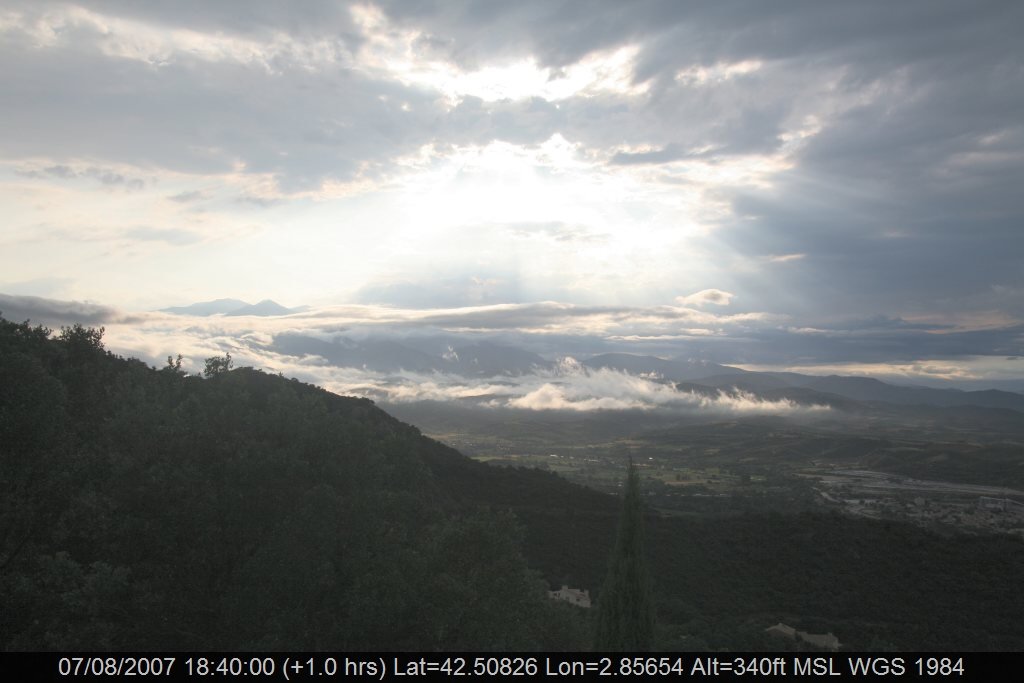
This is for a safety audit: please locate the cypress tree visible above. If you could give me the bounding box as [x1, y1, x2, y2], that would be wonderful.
[594, 457, 654, 651]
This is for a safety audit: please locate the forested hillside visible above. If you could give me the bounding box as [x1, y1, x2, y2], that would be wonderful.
[4, 313, 1024, 652]
[0, 316, 592, 650]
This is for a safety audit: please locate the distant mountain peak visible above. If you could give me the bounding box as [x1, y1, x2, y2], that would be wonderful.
[161, 298, 301, 317]
[225, 299, 294, 317]
[161, 298, 250, 316]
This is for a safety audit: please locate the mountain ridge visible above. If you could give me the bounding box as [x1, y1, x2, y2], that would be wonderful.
[262, 338, 1024, 413]
[161, 298, 302, 317]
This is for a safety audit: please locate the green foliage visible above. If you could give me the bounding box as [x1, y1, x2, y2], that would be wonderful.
[594, 459, 654, 651]
[0, 314, 576, 651]
[203, 352, 233, 378]
[0, 347, 70, 572]
[58, 323, 105, 353]
[162, 354, 185, 375]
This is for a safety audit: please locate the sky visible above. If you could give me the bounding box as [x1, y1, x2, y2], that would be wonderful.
[2, 0, 1023, 393]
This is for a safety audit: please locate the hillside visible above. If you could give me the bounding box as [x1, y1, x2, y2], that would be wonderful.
[0, 316, 597, 651]
[4, 314, 1024, 651]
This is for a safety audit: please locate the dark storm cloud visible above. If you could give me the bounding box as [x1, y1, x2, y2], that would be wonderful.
[9, 0, 1016, 203]
[372, 1, 1022, 154]
[0, 39, 438, 189]
[6, 0, 1020, 189]
[374, 4, 1024, 173]
[76, 0, 365, 41]
[610, 144, 689, 166]
[674, 322, 1024, 367]
[0, 293, 124, 326]
[599, 2, 1024, 323]
[0, 1, 799, 191]
[715, 112, 1024, 320]
[0, 3, 446, 191]
[375, 1, 1016, 75]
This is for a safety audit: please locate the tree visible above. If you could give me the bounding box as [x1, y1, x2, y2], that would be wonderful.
[203, 352, 232, 378]
[162, 354, 185, 375]
[594, 457, 654, 651]
[58, 323, 105, 352]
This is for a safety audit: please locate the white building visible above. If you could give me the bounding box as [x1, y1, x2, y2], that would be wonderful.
[548, 585, 591, 608]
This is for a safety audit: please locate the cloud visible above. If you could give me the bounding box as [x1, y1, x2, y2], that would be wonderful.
[768, 253, 805, 263]
[5, 292, 1021, 417]
[0, 292, 127, 326]
[354, 275, 526, 308]
[676, 289, 734, 308]
[235, 194, 282, 208]
[213, 338, 832, 416]
[0, 2, 441, 193]
[16, 162, 147, 189]
[168, 189, 209, 203]
[19, 223, 205, 247]
[609, 144, 713, 166]
[0, 276, 75, 298]
[2, 1, 1022, 364]
[503, 221, 607, 244]
[5, 294, 1022, 377]
[123, 227, 203, 245]
[498, 365, 828, 415]
[14, 0, 1008, 205]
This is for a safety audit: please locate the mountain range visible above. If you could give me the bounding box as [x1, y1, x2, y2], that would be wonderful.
[265, 334, 1024, 414]
[161, 298, 303, 317]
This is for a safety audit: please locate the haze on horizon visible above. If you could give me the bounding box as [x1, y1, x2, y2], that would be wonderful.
[2, 1, 1023, 389]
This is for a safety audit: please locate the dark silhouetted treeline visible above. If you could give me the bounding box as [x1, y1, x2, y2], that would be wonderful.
[0, 316, 589, 650]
